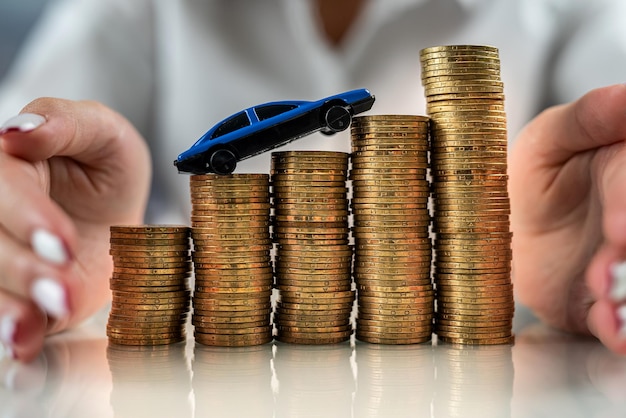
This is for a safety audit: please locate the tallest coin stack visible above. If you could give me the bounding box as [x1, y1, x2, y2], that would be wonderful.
[420, 45, 514, 345]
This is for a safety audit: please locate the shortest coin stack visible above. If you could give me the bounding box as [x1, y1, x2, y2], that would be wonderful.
[107, 225, 192, 346]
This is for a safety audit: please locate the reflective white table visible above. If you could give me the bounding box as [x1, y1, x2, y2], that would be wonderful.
[2, 304, 625, 418]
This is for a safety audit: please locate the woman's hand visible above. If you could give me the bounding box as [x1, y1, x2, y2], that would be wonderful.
[0, 98, 151, 361]
[510, 84, 626, 354]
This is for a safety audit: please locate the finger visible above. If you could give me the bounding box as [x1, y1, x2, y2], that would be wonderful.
[0, 225, 71, 319]
[586, 242, 626, 355]
[587, 300, 626, 355]
[0, 151, 77, 266]
[0, 292, 46, 363]
[0, 97, 148, 166]
[514, 84, 626, 165]
[600, 144, 626, 248]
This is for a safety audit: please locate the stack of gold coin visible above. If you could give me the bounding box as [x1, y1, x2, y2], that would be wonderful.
[189, 174, 273, 347]
[107, 225, 191, 346]
[271, 151, 354, 344]
[420, 45, 514, 345]
[350, 115, 434, 344]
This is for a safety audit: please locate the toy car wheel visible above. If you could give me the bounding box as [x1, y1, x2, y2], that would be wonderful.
[324, 105, 351, 132]
[209, 149, 237, 175]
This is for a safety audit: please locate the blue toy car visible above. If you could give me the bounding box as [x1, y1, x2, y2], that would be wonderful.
[174, 88, 375, 174]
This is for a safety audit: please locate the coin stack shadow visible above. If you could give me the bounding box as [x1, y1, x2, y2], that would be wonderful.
[351, 115, 434, 344]
[271, 151, 354, 344]
[420, 45, 514, 345]
[107, 344, 192, 417]
[107, 225, 191, 346]
[192, 345, 274, 417]
[273, 344, 355, 417]
[433, 345, 514, 417]
[189, 174, 273, 347]
[353, 344, 434, 416]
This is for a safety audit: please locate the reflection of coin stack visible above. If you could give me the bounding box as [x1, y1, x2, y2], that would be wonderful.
[353, 343, 434, 416]
[350, 115, 434, 344]
[107, 225, 191, 346]
[107, 344, 192, 417]
[271, 151, 354, 344]
[433, 345, 514, 417]
[420, 45, 514, 344]
[274, 344, 354, 417]
[189, 174, 273, 347]
[193, 345, 274, 417]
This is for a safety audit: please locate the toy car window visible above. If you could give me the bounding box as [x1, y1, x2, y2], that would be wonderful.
[211, 111, 251, 139]
[255, 104, 298, 121]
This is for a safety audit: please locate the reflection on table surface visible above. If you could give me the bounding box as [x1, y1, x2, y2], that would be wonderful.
[2, 305, 626, 418]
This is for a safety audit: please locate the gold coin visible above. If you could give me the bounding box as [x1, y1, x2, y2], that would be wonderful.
[109, 307, 188, 317]
[436, 335, 515, 345]
[108, 335, 185, 346]
[353, 114, 430, 123]
[112, 259, 190, 269]
[357, 283, 433, 292]
[109, 250, 190, 258]
[435, 327, 512, 338]
[436, 311, 512, 322]
[355, 334, 431, 345]
[272, 150, 349, 158]
[112, 289, 190, 299]
[192, 251, 270, 261]
[109, 284, 188, 293]
[109, 238, 189, 247]
[110, 225, 190, 234]
[276, 324, 352, 334]
[275, 304, 352, 317]
[193, 319, 270, 331]
[194, 332, 272, 347]
[106, 323, 184, 335]
[193, 307, 272, 317]
[113, 266, 191, 276]
[356, 317, 432, 327]
[276, 257, 353, 266]
[190, 172, 269, 180]
[107, 314, 187, 325]
[274, 333, 349, 345]
[275, 261, 351, 271]
[356, 323, 432, 336]
[355, 327, 432, 344]
[435, 318, 512, 328]
[193, 293, 271, 304]
[277, 244, 352, 253]
[271, 173, 347, 181]
[357, 306, 433, 316]
[110, 277, 187, 292]
[420, 44, 499, 54]
[194, 325, 272, 336]
[276, 301, 354, 312]
[279, 289, 354, 300]
[276, 285, 352, 294]
[192, 313, 270, 325]
[274, 317, 350, 328]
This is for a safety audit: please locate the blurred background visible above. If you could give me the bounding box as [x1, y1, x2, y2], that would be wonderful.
[0, 0, 48, 80]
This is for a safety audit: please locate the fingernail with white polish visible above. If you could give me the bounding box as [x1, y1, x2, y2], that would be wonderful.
[31, 278, 68, 319]
[31, 229, 68, 265]
[0, 316, 16, 352]
[0, 113, 46, 135]
[0, 343, 15, 362]
[609, 261, 626, 301]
